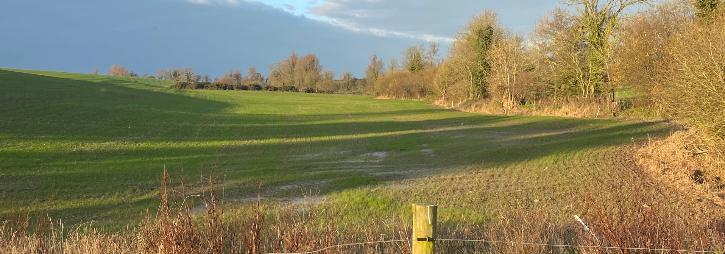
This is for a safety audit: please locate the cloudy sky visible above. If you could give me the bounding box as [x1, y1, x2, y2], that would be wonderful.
[0, 0, 561, 77]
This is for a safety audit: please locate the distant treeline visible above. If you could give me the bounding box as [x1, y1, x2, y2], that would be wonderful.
[107, 54, 367, 94]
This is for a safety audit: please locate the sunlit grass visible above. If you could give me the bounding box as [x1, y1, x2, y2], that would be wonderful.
[0, 69, 673, 229]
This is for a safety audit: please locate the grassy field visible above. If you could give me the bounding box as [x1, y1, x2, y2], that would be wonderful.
[0, 69, 715, 236]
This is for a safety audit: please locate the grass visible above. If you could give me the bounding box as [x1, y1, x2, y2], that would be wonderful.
[0, 68, 711, 231]
[1, 69, 722, 252]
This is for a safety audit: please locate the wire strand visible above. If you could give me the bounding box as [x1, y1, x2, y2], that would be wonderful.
[438, 238, 720, 253]
[265, 239, 408, 254]
[266, 238, 722, 254]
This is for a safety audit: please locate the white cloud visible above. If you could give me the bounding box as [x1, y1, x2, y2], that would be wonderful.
[189, 0, 313, 16]
[182, 0, 453, 42]
[308, 0, 472, 43]
[183, 0, 559, 44]
[305, 11, 454, 43]
[310, 0, 561, 43]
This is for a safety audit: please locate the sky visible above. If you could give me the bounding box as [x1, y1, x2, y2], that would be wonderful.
[0, 0, 562, 78]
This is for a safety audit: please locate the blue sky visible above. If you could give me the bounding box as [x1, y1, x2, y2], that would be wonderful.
[0, 0, 562, 77]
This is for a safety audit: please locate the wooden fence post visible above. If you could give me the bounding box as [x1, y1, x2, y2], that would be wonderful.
[412, 204, 437, 254]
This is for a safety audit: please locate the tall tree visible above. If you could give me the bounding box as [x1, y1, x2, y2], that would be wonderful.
[434, 61, 462, 101]
[246, 67, 264, 85]
[403, 46, 425, 73]
[425, 42, 440, 67]
[488, 32, 532, 109]
[365, 54, 384, 86]
[296, 54, 322, 91]
[269, 52, 323, 90]
[611, 0, 692, 102]
[388, 59, 400, 73]
[533, 8, 584, 98]
[441, 11, 500, 99]
[568, 0, 647, 98]
[341, 72, 354, 91]
[654, 1, 724, 138]
[269, 52, 298, 87]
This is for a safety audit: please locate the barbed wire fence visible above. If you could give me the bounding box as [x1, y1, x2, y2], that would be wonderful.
[264, 211, 721, 254]
[265, 238, 722, 254]
[265, 239, 406, 254]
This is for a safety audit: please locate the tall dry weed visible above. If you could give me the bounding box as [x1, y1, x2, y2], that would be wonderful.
[2, 167, 723, 253]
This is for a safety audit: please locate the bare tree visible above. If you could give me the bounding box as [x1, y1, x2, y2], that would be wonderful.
[179, 68, 198, 83]
[341, 72, 354, 92]
[440, 10, 501, 100]
[612, 0, 693, 103]
[282, 52, 298, 86]
[434, 61, 462, 101]
[246, 67, 263, 85]
[108, 64, 130, 77]
[269, 52, 323, 91]
[269, 52, 298, 88]
[426, 42, 440, 67]
[567, 0, 648, 98]
[388, 58, 400, 73]
[296, 54, 322, 92]
[317, 71, 336, 93]
[533, 8, 587, 98]
[654, 6, 725, 138]
[218, 70, 243, 85]
[488, 32, 533, 110]
[365, 54, 384, 87]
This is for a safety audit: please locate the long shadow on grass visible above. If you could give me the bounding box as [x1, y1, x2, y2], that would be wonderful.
[0, 115, 595, 165]
[0, 70, 673, 229]
[1, 70, 476, 142]
[1, 118, 670, 202]
[5, 118, 670, 229]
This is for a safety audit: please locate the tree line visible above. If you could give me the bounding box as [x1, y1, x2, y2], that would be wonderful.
[370, 0, 723, 139]
[107, 53, 366, 94]
[105, 0, 722, 140]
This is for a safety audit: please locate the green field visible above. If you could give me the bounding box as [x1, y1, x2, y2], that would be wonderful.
[1, 69, 692, 229]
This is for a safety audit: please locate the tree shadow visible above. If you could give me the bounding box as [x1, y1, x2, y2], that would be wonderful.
[0, 70, 673, 229]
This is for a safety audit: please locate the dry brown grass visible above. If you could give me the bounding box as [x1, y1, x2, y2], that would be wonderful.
[2, 165, 723, 254]
[636, 128, 725, 209]
[0, 217, 138, 254]
[578, 178, 724, 253]
[434, 97, 622, 119]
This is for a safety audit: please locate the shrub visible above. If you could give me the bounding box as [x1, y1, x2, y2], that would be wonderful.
[373, 69, 435, 99]
[653, 8, 725, 139]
